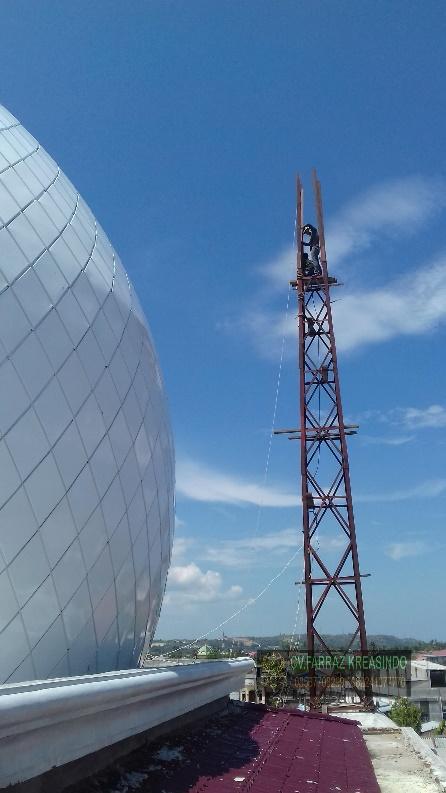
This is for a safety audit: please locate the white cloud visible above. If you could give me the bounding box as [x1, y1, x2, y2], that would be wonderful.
[260, 176, 446, 288]
[331, 257, 446, 352]
[202, 528, 344, 568]
[385, 541, 428, 561]
[360, 434, 414, 447]
[235, 304, 295, 361]
[235, 176, 446, 359]
[165, 561, 242, 603]
[357, 478, 446, 504]
[400, 405, 446, 429]
[177, 451, 446, 515]
[259, 247, 295, 291]
[171, 536, 193, 562]
[244, 253, 446, 358]
[176, 457, 298, 507]
[325, 175, 446, 270]
[351, 404, 446, 433]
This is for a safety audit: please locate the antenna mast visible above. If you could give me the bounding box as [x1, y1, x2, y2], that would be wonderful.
[276, 173, 373, 710]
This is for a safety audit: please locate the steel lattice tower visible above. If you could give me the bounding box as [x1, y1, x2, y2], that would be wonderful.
[277, 172, 373, 710]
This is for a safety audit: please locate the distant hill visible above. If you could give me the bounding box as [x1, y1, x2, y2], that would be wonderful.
[151, 633, 443, 656]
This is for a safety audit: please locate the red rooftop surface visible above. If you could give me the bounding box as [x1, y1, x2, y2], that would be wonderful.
[174, 704, 380, 793]
[69, 702, 381, 793]
[144, 704, 379, 793]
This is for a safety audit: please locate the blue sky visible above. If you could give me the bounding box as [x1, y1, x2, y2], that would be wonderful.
[2, 1, 446, 642]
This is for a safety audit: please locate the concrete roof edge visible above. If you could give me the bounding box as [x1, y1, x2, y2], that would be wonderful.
[340, 711, 400, 733]
[402, 726, 446, 792]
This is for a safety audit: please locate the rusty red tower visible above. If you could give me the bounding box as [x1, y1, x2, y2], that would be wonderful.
[277, 172, 373, 710]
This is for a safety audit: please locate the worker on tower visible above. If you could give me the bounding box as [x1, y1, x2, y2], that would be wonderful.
[302, 223, 322, 276]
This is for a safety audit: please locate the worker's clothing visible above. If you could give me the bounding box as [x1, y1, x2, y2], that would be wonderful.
[303, 224, 321, 276]
[309, 245, 321, 275]
[302, 252, 314, 276]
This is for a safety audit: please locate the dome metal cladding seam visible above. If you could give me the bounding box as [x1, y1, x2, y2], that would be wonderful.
[0, 104, 175, 685]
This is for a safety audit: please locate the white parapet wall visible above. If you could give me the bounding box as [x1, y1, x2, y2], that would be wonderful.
[0, 658, 254, 788]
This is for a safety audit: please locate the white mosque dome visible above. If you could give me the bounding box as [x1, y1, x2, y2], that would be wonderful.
[0, 104, 174, 683]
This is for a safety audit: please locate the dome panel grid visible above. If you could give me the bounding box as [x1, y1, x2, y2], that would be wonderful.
[0, 106, 174, 684]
